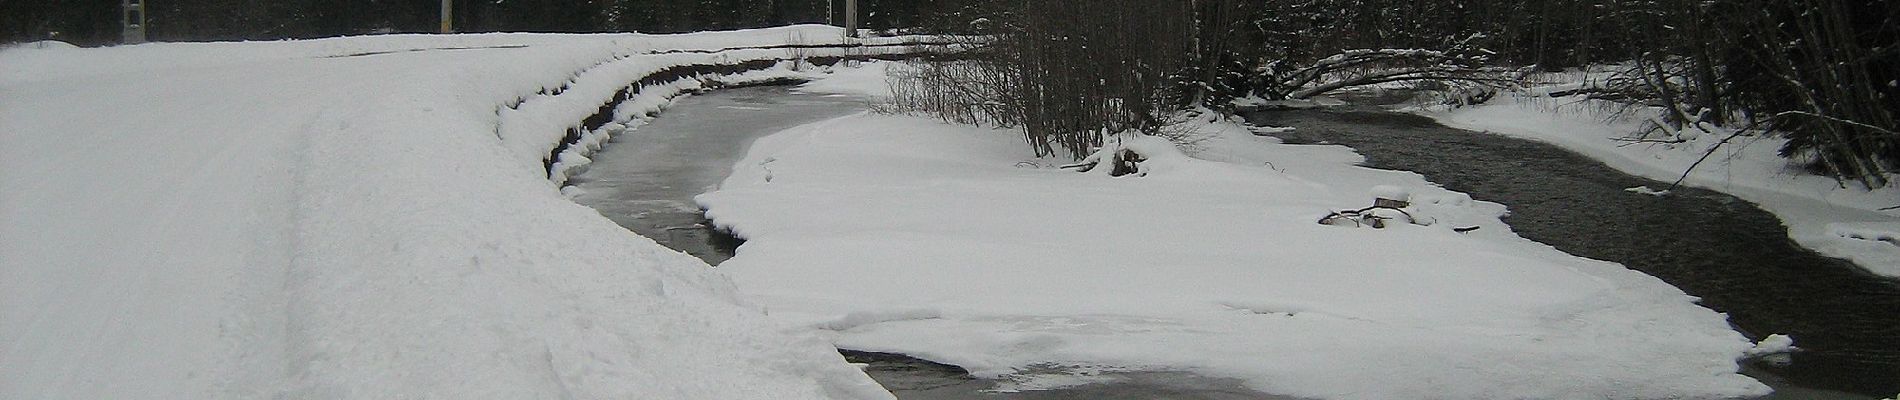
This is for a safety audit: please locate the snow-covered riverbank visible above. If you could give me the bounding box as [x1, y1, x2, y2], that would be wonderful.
[0, 27, 899, 399]
[695, 69, 1775, 399]
[1416, 85, 1900, 278]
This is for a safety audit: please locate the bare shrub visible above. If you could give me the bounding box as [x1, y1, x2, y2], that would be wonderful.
[880, 1, 1191, 160]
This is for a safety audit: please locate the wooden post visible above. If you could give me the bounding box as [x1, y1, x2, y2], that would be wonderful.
[439, 0, 454, 34]
[844, 0, 858, 38]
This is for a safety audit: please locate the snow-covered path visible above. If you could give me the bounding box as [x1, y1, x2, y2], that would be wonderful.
[1, 27, 898, 399]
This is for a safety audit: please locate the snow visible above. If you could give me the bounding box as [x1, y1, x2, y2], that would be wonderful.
[791, 60, 912, 98]
[1415, 85, 1900, 277]
[1233, 95, 1347, 109]
[1369, 184, 1411, 202]
[696, 107, 1772, 397]
[1247, 125, 1297, 134]
[1624, 185, 1672, 196]
[0, 40, 78, 52]
[1829, 222, 1900, 246]
[1744, 334, 1798, 357]
[1, 26, 899, 399]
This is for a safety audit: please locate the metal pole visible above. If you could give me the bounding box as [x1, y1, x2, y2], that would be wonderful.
[844, 0, 858, 38]
[439, 0, 454, 34]
[122, 0, 146, 43]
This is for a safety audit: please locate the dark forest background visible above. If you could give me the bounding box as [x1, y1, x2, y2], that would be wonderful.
[0, 0, 979, 45]
[4, 0, 1896, 186]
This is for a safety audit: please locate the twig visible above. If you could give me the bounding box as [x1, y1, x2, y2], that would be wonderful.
[1777, 111, 1900, 137]
[1058, 161, 1097, 170]
[1611, 137, 1687, 145]
[1665, 127, 1749, 192]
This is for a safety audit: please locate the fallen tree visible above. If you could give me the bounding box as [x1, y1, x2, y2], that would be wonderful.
[1250, 46, 1509, 101]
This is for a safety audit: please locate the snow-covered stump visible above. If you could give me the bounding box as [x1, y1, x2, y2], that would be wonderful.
[1371, 185, 1411, 209]
[1319, 185, 1430, 229]
[1060, 131, 1185, 178]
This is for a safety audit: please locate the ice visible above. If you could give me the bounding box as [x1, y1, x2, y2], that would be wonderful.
[1744, 334, 1798, 357]
[1624, 185, 1671, 196]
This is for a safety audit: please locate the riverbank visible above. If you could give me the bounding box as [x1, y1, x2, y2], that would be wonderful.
[1247, 107, 1900, 398]
[697, 75, 1776, 398]
[1413, 83, 1900, 278]
[0, 27, 894, 398]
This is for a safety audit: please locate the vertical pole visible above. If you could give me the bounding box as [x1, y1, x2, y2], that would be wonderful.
[440, 0, 454, 34]
[844, 0, 858, 37]
[122, 0, 146, 44]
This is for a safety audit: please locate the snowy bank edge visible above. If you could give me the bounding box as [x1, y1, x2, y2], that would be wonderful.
[1412, 93, 1900, 278]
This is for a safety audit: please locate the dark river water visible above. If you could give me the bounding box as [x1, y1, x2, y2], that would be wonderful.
[566, 85, 1899, 399]
[1244, 107, 1900, 399]
[564, 86, 860, 264]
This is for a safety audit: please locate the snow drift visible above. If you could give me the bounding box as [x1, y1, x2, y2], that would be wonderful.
[0, 26, 909, 399]
[697, 105, 1772, 398]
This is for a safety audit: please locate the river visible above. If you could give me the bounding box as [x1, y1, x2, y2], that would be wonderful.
[565, 85, 1899, 399]
[1243, 106, 1900, 399]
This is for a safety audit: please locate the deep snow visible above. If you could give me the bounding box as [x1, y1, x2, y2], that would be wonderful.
[0, 26, 904, 399]
[1415, 80, 1900, 278]
[694, 71, 1774, 399]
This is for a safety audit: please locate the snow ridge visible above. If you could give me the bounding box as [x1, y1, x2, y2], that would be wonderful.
[495, 37, 943, 187]
[1, 25, 904, 399]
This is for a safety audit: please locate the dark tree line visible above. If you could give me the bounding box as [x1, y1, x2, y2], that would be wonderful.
[886, 0, 1897, 187]
[0, 0, 984, 45]
[5, 0, 1894, 186]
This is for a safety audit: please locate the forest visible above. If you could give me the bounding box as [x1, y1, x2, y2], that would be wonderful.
[0, 0, 968, 44]
[5, 0, 1895, 187]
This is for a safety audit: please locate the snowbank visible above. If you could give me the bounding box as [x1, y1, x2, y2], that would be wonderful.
[696, 110, 1771, 398]
[791, 60, 914, 98]
[1416, 89, 1900, 277]
[1, 26, 900, 399]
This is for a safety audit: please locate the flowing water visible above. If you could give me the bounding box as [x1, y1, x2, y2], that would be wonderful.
[566, 86, 1288, 399]
[564, 86, 863, 264]
[1244, 107, 1900, 399]
[566, 85, 1900, 399]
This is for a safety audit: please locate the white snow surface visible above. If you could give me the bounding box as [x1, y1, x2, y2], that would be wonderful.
[1415, 85, 1900, 277]
[1, 26, 901, 399]
[791, 60, 912, 99]
[697, 108, 1772, 398]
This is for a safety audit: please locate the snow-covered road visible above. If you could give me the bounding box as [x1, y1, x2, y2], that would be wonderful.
[1, 27, 901, 399]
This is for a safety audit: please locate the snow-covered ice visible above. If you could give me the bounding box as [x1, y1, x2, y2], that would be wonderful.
[697, 78, 1772, 398]
[790, 60, 911, 98]
[1415, 84, 1900, 277]
[1, 26, 900, 399]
